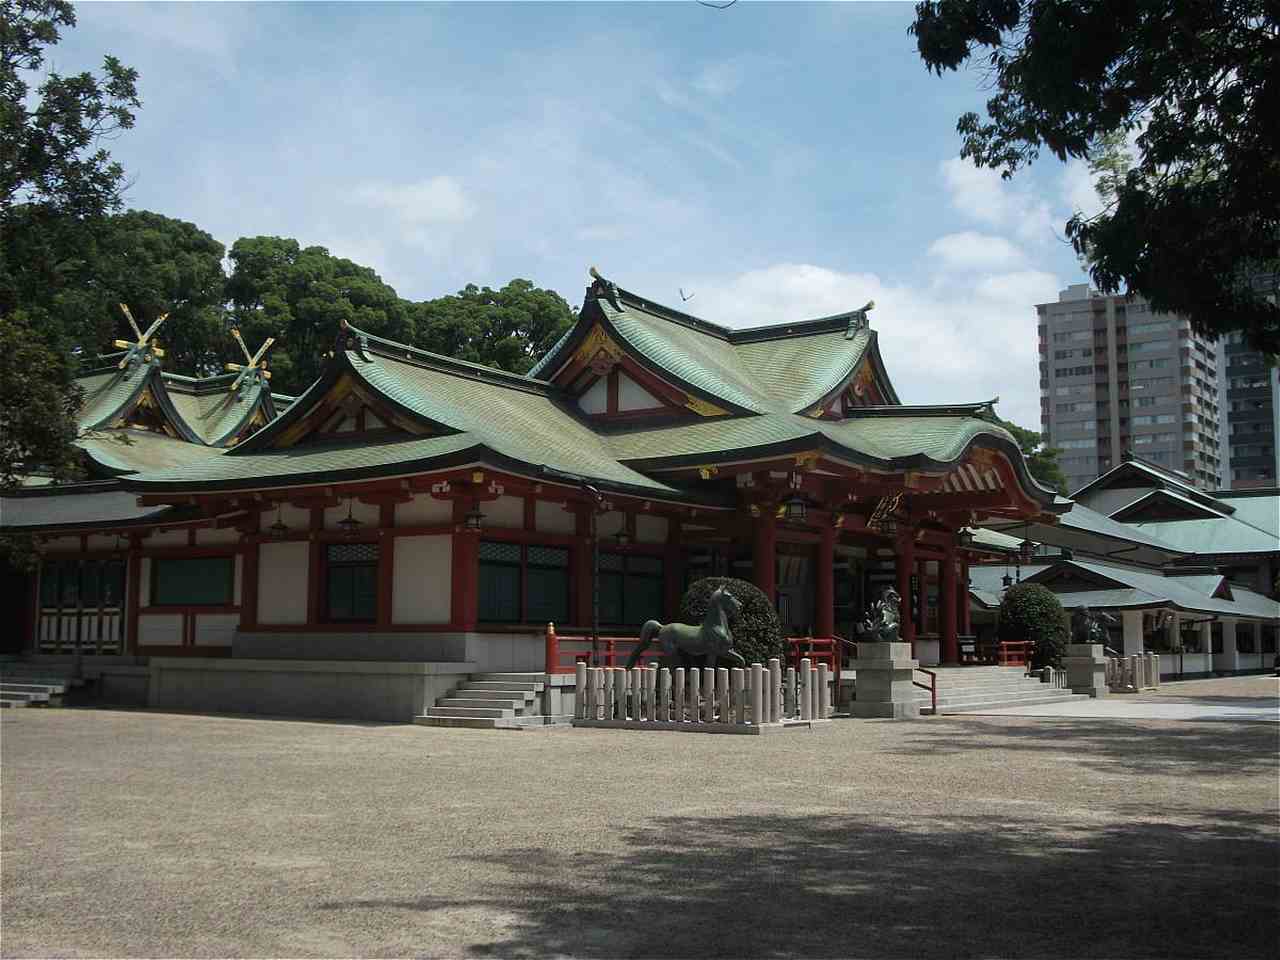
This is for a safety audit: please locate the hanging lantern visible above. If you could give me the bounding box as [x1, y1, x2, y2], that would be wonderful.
[268, 503, 288, 539]
[464, 506, 485, 531]
[1001, 573, 1014, 588]
[615, 530, 632, 547]
[337, 498, 362, 537]
[957, 527, 974, 547]
[783, 493, 807, 523]
[1018, 539, 1036, 562]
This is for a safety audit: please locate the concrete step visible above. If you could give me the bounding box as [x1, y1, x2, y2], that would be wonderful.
[463, 680, 543, 693]
[436, 697, 526, 710]
[414, 715, 503, 729]
[456, 685, 537, 699]
[473, 673, 546, 688]
[0, 690, 50, 703]
[915, 682, 1059, 699]
[925, 692, 1084, 715]
[424, 705, 515, 719]
[0, 699, 32, 708]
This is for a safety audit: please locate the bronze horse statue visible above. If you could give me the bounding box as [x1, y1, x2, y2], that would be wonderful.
[625, 586, 746, 669]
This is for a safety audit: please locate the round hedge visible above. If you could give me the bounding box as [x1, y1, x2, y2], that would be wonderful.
[677, 577, 786, 667]
[997, 582, 1069, 669]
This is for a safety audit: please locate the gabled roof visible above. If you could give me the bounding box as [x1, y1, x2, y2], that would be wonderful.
[162, 371, 278, 446]
[1026, 558, 1280, 619]
[0, 481, 187, 531]
[1128, 515, 1280, 556]
[1070, 454, 1221, 508]
[1110, 488, 1228, 523]
[531, 279, 898, 416]
[985, 500, 1184, 565]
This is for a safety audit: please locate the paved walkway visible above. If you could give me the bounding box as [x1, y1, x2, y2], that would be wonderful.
[953, 675, 1280, 722]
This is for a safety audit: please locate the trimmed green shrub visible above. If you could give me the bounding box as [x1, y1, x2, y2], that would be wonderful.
[677, 577, 786, 667]
[997, 583, 1070, 669]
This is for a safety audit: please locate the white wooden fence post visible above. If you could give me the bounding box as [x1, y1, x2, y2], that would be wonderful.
[575, 661, 587, 719]
[689, 668, 700, 724]
[785, 666, 797, 719]
[769, 658, 782, 723]
[702, 668, 715, 722]
[603, 667, 615, 720]
[750, 663, 764, 725]
[817, 662, 830, 719]
[629, 667, 642, 720]
[611, 668, 623, 720]
[800, 657, 812, 720]
[673, 668, 685, 722]
[716, 667, 730, 723]
[658, 668, 671, 721]
[647, 665, 659, 721]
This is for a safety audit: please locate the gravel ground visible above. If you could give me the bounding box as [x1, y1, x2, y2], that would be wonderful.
[2, 679, 1278, 959]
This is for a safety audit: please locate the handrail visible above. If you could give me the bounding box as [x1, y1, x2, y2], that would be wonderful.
[913, 667, 937, 714]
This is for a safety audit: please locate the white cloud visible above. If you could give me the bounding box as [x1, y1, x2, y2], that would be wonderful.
[692, 59, 748, 98]
[354, 176, 474, 226]
[941, 157, 1055, 244]
[688, 261, 1059, 429]
[928, 232, 1025, 271]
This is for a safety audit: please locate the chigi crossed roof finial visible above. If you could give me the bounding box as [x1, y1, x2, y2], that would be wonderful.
[225, 327, 275, 393]
[113, 303, 167, 369]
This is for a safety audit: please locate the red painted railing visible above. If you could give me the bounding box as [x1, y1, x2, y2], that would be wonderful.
[544, 624, 666, 674]
[545, 624, 852, 677]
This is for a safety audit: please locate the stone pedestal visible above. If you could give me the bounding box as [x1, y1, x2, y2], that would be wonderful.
[849, 642, 920, 719]
[1064, 643, 1108, 698]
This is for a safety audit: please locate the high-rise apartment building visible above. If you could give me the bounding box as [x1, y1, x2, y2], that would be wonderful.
[1223, 331, 1280, 488]
[1037, 284, 1224, 494]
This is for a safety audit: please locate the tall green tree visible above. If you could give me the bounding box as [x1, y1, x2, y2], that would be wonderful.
[53, 210, 228, 373]
[994, 416, 1068, 495]
[414, 279, 576, 374]
[0, 0, 139, 490]
[911, 0, 1280, 353]
[225, 237, 412, 394]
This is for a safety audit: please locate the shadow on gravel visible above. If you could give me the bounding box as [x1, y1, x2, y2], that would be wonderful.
[896, 717, 1279, 778]
[321, 809, 1278, 959]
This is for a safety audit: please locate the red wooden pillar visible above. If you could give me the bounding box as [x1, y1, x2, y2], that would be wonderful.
[960, 557, 972, 635]
[915, 558, 928, 635]
[752, 509, 777, 605]
[376, 501, 395, 627]
[663, 518, 683, 621]
[816, 521, 835, 637]
[451, 498, 479, 631]
[125, 538, 141, 655]
[573, 505, 593, 627]
[941, 542, 959, 665]
[895, 527, 916, 653]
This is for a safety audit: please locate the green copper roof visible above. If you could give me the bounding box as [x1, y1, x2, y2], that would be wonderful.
[1037, 558, 1280, 619]
[80, 429, 226, 476]
[77, 363, 153, 431]
[163, 371, 273, 446]
[0, 482, 181, 531]
[1128, 515, 1280, 555]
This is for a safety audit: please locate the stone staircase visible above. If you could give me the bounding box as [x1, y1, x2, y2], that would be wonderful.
[416, 673, 565, 729]
[0, 676, 68, 709]
[915, 665, 1086, 715]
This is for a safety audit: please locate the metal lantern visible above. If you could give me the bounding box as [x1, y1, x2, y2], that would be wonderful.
[337, 498, 362, 537]
[957, 527, 974, 547]
[783, 493, 807, 523]
[1002, 573, 1014, 588]
[1018, 539, 1036, 562]
[615, 530, 631, 547]
[463, 506, 485, 531]
[268, 503, 288, 539]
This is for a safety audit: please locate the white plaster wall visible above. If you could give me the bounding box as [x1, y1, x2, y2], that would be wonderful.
[274, 503, 312, 532]
[397, 494, 452, 526]
[257, 541, 309, 624]
[636, 515, 668, 544]
[138, 613, 183, 646]
[323, 499, 380, 531]
[484, 495, 524, 529]
[195, 613, 239, 646]
[198, 527, 241, 545]
[579, 377, 607, 414]
[536, 501, 575, 534]
[147, 529, 190, 547]
[618, 373, 661, 411]
[139, 558, 152, 606]
[597, 511, 624, 538]
[392, 535, 452, 624]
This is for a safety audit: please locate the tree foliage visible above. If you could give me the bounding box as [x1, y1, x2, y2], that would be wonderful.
[678, 576, 786, 667]
[225, 237, 412, 395]
[414, 279, 576, 374]
[911, 0, 1280, 353]
[0, 0, 138, 491]
[997, 582, 1069, 669]
[993, 416, 1068, 495]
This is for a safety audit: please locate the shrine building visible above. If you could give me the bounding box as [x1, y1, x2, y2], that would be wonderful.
[1, 273, 1063, 718]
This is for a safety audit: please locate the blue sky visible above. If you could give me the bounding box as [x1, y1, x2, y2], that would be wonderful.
[56, 1, 1102, 427]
